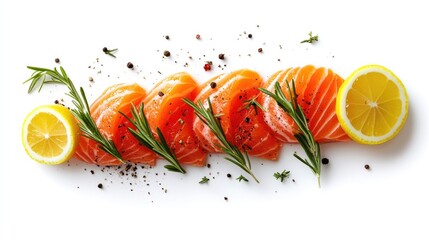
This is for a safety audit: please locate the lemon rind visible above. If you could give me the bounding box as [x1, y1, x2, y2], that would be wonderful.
[22, 105, 78, 164]
[336, 65, 408, 144]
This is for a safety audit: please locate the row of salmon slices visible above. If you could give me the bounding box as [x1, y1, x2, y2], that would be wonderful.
[74, 65, 350, 166]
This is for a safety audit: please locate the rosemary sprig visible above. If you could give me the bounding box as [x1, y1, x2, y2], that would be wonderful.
[102, 47, 118, 58]
[236, 175, 249, 182]
[120, 104, 186, 173]
[199, 176, 210, 184]
[260, 80, 322, 187]
[300, 31, 319, 44]
[241, 95, 266, 115]
[24, 66, 124, 163]
[274, 170, 290, 182]
[183, 97, 259, 183]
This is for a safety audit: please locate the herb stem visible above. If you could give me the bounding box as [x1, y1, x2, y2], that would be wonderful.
[24, 66, 124, 163]
[120, 104, 185, 174]
[260, 80, 321, 187]
[184, 97, 259, 183]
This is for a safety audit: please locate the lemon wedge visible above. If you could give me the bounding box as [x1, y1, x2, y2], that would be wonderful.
[336, 65, 408, 144]
[22, 105, 79, 164]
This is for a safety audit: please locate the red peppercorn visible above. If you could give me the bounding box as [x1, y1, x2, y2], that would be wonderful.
[204, 63, 211, 71]
[196, 34, 201, 40]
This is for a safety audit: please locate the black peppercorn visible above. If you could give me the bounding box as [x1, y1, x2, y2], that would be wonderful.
[165, 35, 170, 40]
[55, 58, 60, 63]
[258, 48, 263, 53]
[248, 33, 252, 38]
[102, 47, 108, 53]
[365, 164, 370, 170]
[218, 53, 225, 60]
[210, 82, 217, 88]
[322, 158, 329, 165]
[163, 50, 171, 57]
[127, 62, 134, 69]
[97, 183, 103, 189]
[227, 173, 231, 178]
[158, 91, 164, 97]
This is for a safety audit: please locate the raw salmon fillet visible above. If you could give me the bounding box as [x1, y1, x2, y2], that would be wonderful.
[261, 65, 350, 143]
[144, 72, 207, 166]
[193, 69, 282, 160]
[74, 83, 157, 165]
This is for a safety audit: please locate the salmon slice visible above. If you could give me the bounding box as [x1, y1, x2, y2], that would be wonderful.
[144, 72, 207, 166]
[261, 65, 350, 143]
[74, 83, 157, 165]
[193, 69, 282, 160]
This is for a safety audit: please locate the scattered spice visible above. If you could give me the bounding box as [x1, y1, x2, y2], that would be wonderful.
[127, 62, 134, 69]
[224, 197, 228, 201]
[196, 34, 201, 40]
[90, 170, 94, 175]
[158, 91, 164, 97]
[322, 158, 329, 165]
[97, 183, 103, 189]
[165, 35, 170, 40]
[227, 173, 232, 178]
[258, 48, 263, 53]
[365, 164, 370, 170]
[218, 53, 225, 60]
[207, 163, 211, 168]
[210, 82, 217, 88]
[248, 33, 253, 38]
[163, 50, 171, 57]
[54, 58, 60, 63]
[204, 62, 212, 71]
[89, 77, 94, 82]
[244, 117, 250, 123]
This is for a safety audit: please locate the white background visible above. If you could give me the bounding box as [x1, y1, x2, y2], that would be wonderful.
[1, 0, 429, 239]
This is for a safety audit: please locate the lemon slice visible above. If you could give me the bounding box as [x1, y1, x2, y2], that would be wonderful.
[336, 65, 408, 144]
[22, 105, 79, 164]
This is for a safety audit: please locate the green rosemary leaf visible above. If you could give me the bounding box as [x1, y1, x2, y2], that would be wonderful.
[242, 95, 266, 114]
[120, 104, 186, 174]
[24, 66, 125, 164]
[300, 31, 319, 44]
[236, 175, 249, 182]
[274, 170, 290, 182]
[184, 97, 260, 183]
[260, 80, 322, 187]
[199, 176, 210, 184]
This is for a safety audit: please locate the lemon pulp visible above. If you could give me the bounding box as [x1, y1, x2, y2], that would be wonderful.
[336, 65, 408, 144]
[22, 105, 79, 164]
